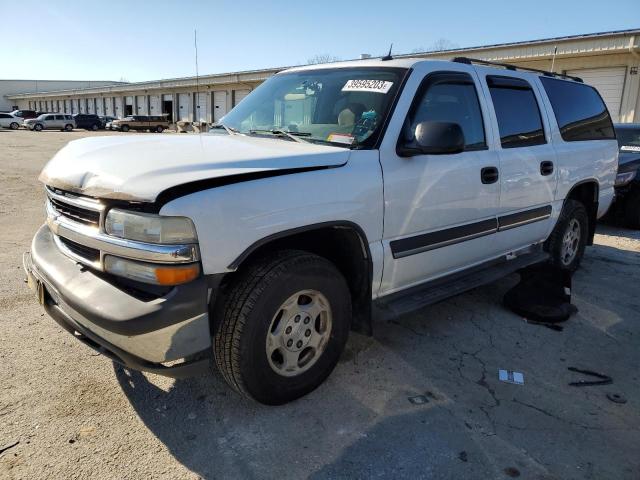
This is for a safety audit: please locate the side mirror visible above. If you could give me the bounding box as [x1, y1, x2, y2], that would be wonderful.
[398, 121, 465, 157]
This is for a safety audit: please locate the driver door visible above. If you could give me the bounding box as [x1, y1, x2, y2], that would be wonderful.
[378, 66, 502, 295]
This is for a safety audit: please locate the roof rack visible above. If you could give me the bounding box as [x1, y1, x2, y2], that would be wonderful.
[452, 57, 583, 83]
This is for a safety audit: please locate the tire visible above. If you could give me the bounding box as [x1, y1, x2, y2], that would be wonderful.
[545, 199, 588, 272]
[9, 122, 19, 130]
[64, 124, 73, 132]
[155, 126, 164, 133]
[34, 124, 43, 131]
[214, 250, 351, 405]
[121, 125, 130, 132]
[91, 123, 99, 131]
[623, 189, 640, 229]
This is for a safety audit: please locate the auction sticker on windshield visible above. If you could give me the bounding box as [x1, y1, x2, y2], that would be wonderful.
[621, 145, 640, 152]
[342, 79, 393, 94]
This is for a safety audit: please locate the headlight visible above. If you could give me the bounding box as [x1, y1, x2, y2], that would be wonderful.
[104, 255, 200, 285]
[615, 171, 637, 186]
[105, 209, 197, 244]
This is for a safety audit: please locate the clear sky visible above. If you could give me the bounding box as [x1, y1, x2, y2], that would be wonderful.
[1, 0, 638, 82]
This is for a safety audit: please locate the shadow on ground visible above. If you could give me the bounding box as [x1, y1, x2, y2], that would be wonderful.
[116, 242, 640, 480]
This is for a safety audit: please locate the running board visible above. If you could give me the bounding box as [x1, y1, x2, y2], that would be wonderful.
[375, 248, 550, 319]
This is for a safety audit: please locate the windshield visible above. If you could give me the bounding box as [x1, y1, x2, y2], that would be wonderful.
[221, 67, 407, 147]
[616, 127, 640, 151]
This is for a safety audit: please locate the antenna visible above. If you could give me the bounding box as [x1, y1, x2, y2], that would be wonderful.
[550, 45, 558, 73]
[194, 28, 201, 128]
[381, 43, 393, 61]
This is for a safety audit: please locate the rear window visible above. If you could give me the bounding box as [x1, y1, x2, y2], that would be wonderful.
[540, 77, 615, 141]
[487, 76, 546, 149]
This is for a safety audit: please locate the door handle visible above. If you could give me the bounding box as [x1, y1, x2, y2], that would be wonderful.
[540, 161, 554, 176]
[481, 166, 499, 184]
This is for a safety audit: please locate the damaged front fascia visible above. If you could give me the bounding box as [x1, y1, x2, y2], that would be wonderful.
[40, 163, 345, 211]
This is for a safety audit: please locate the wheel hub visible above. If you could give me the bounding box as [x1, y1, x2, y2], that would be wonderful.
[560, 218, 581, 265]
[266, 290, 332, 377]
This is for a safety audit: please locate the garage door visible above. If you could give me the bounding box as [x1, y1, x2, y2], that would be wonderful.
[115, 97, 124, 117]
[567, 67, 626, 122]
[149, 95, 161, 115]
[96, 98, 104, 116]
[136, 95, 147, 115]
[88, 99, 96, 114]
[233, 89, 250, 107]
[195, 92, 208, 122]
[213, 91, 227, 122]
[178, 93, 191, 121]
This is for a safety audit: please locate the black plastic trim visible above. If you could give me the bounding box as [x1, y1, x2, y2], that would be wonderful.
[390, 218, 498, 259]
[497, 205, 552, 231]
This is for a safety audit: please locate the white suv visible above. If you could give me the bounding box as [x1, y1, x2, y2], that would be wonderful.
[0, 112, 21, 129]
[25, 114, 75, 132]
[25, 57, 617, 404]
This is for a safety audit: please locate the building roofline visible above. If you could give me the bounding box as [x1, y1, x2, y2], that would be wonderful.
[8, 27, 639, 99]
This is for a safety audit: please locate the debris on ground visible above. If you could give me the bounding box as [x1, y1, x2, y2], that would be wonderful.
[499, 370, 524, 385]
[606, 393, 627, 404]
[408, 395, 429, 405]
[458, 451, 468, 462]
[568, 367, 612, 387]
[0, 440, 20, 455]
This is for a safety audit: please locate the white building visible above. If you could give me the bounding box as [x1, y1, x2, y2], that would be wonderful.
[7, 28, 640, 123]
[0, 80, 123, 111]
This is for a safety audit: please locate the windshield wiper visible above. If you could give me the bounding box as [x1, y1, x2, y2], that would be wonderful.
[211, 123, 240, 135]
[248, 129, 311, 143]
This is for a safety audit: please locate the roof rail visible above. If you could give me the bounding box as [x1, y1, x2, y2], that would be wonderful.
[452, 57, 583, 83]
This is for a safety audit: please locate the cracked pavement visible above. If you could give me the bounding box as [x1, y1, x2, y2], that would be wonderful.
[1, 130, 639, 479]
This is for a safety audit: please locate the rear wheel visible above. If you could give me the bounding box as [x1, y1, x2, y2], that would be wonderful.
[121, 125, 130, 132]
[155, 125, 164, 133]
[623, 189, 640, 229]
[213, 250, 351, 405]
[545, 199, 588, 271]
[64, 124, 73, 132]
[9, 122, 19, 130]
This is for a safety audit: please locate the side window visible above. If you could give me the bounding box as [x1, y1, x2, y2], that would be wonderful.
[405, 72, 487, 150]
[44, 115, 54, 121]
[487, 76, 546, 149]
[539, 77, 615, 141]
[0, 114, 9, 119]
[55, 115, 64, 120]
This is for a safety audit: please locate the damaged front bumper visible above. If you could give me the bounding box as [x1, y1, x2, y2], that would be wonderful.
[24, 224, 212, 378]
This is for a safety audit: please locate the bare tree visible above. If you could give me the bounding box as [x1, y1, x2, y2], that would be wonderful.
[411, 39, 459, 54]
[307, 54, 341, 65]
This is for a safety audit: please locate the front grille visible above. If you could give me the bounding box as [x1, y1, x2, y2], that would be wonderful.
[58, 236, 100, 263]
[49, 197, 100, 226]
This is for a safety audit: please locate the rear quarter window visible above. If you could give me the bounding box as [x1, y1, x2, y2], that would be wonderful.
[540, 77, 615, 141]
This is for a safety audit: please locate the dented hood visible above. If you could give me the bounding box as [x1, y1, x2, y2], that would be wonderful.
[40, 134, 350, 202]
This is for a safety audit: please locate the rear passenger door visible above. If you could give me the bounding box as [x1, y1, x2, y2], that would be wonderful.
[476, 70, 558, 250]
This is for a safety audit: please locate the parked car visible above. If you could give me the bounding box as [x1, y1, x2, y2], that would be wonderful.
[73, 114, 102, 131]
[10, 109, 38, 122]
[24, 114, 75, 131]
[109, 115, 169, 133]
[609, 123, 640, 227]
[24, 57, 617, 404]
[100, 116, 117, 129]
[0, 112, 21, 129]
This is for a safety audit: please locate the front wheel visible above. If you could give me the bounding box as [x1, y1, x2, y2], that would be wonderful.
[120, 125, 130, 132]
[34, 124, 43, 131]
[91, 123, 99, 131]
[213, 250, 351, 405]
[155, 126, 164, 133]
[545, 199, 588, 271]
[9, 122, 19, 130]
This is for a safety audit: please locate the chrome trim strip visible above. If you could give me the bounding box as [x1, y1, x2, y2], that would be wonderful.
[53, 234, 103, 271]
[46, 201, 199, 265]
[497, 213, 551, 231]
[46, 186, 105, 213]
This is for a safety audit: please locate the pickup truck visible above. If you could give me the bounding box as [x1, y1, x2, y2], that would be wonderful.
[24, 57, 618, 405]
